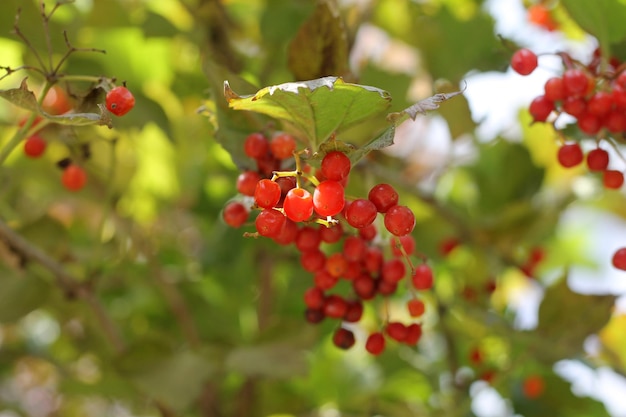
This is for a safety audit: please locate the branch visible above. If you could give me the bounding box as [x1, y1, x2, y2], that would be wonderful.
[0, 217, 125, 353]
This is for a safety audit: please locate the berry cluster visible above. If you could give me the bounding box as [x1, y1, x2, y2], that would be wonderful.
[223, 131, 432, 354]
[511, 48, 626, 270]
[20, 84, 135, 192]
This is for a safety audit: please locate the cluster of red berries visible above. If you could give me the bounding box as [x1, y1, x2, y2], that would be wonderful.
[223, 131, 432, 354]
[21, 84, 135, 192]
[511, 48, 626, 271]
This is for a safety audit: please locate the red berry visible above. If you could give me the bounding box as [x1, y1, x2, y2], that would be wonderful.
[324, 294, 348, 318]
[377, 279, 398, 296]
[586, 148, 609, 171]
[273, 218, 298, 245]
[404, 323, 423, 345]
[527, 4, 558, 31]
[325, 252, 348, 278]
[254, 179, 281, 209]
[321, 151, 351, 181]
[439, 237, 460, 256]
[61, 164, 87, 191]
[587, 91, 613, 117]
[43, 85, 72, 115]
[368, 183, 399, 213]
[313, 180, 345, 217]
[469, 347, 483, 365]
[385, 322, 408, 342]
[314, 270, 339, 290]
[283, 187, 314, 222]
[612, 248, 626, 270]
[511, 48, 538, 76]
[381, 259, 406, 283]
[305, 308, 325, 324]
[295, 226, 322, 252]
[365, 332, 386, 355]
[562, 69, 590, 97]
[343, 300, 364, 322]
[304, 286, 325, 309]
[529, 95, 554, 122]
[343, 236, 368, 262]
[236, 170, 261, 196]
[222, 201, 249, 227]
[604, 110, 626, 133]
[333, 327, 356, 349]
[412, 264, 434, 290]
[407, 298, 425, 317]
[391, 235, 416, 257]
[384, 205, 415, 236]
[270, 132, 296, 159]
[557, 143, 584, 168]
[319, 223, 343, 243]
[244, 132, 270, 159]
[577, 112, 602, 135]
[363, 247, 383, 275]
[358, 223, 378, 241]
[23, 135, 47, 158]
[352, 274, 377, 300]
[255, 209, 285, 237]
[603, 170, 624, 189]
[300, 249, 326, 272]
[345, 198, 378, 228]
[562, 96, 586, 117]
[105, 86, 135, 116]
[544, 77, 565, 101]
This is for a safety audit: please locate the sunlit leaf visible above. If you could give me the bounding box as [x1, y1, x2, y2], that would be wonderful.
[0, 78, 39, 112]
[561, 0, 626, 54]
[224, 76, 392, 151]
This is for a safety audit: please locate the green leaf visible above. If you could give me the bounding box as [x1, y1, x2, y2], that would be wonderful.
[534, 278, 615, 360]
[225, 341, 308, 378]
[224, 76, 392, 151]
[287, 0, 351, 81]
[117, 343, 217, 411]
[386, 87, 465, 124]
[0, 269, 51, 323]
[561, 0, 626, 54]
[0, 78, 39, 112]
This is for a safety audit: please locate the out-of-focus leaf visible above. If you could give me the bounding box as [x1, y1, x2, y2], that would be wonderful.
[224, 76, 392, 151]
[117, 343, 216, 411]
[225, 341, 308, 378]
[287, 0, 351, 81]
[561, 0, 626, 55]
[0, 269, 51, 323]
[534, 279, 615, 360]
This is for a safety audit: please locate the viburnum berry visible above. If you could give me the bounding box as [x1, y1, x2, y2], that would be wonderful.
[321, 151, 351, 181]
[236, 170, 261, 196]
[352, 274, 377, 300]
[332, 327, 356, 350]
[23, 135, 47, 158]
[319, 223, 343, 243]
[303, 286, 325, 309]
[365, 332, 386, 355]
[255, 209, 285, 237]
[344, 300, 364, 322]
[222, 201, 249, 227]
[244, 132, 270, 159]
[345, 198, 378, 228]
[305, 308, 325, 324]
[314, 270, 338, 290]
[577, 112, 602, 135]
[612, 248, 626, 270]
[587, 91, 613, 117]
[343, 236, 368, 262]
[377, 279, 398, 296]
[384, 205, 415, 236]
[404, 323, 423, 345]
[562, 96, 586, 118]
[254, 179, 281, 209]
[385, 322, 408, 342]
[323, 294, 348, 318]
[283, 187, 314, 222]
[529, 95, 554, 122]
[300, 249, 326, 272]
[269, 132, 296, 159]
[604, 110, 626, 133]
[358, 223, 378, 241]
[557, 143, 584, 168]
[562, 68, 590, 97]
[273, 218, 298, 245]
[295, 226, 321, 252]
[544, 77, 565, 102]
[106, 85, 135, 116]
[511, 49, 538, 76]
[391, 235, 416, 257]
[407, 298, 425, 317]
[412, 264, 434, 290]
[527, 4, 558, 31]
[586, 148, 609, 171]
[313, 180, 345, 217]
[325, 252, 348, 278]
[61, 164, 87, 191]
[363, 247, 383, 274]
[603, 170, 624, 189]
[368, 183, 399, 213]
[43, 85, 72, 115]
[381, 259, 406, 283]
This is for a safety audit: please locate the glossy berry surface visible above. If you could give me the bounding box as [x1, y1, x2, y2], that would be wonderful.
[222, 201, 249, 227]
[244, 132, 270, 159]
[412, 264, 434, 290]
[511, 48, 538, 76]
[603, 170, 624, 189]
[23, 135, 47, 158]
[320, 151, 351, 181]
[255, 209, 285, 237]
[61, 164, 87, 192]
[384, 205, 415, 236]
[345, 198, 377, 228]
[106, 86, 135, 116]
[254, 179, 281, 209]
[283, 187, 314, 221]
[313, 180, 345, 217]
[586, 148, 609, 171]
[368, 183, 399, 213]
[332, 328, 355, 350]
[270, 132, 296, 159]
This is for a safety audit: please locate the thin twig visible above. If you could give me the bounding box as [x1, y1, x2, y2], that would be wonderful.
[12, 8, 48, 73]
